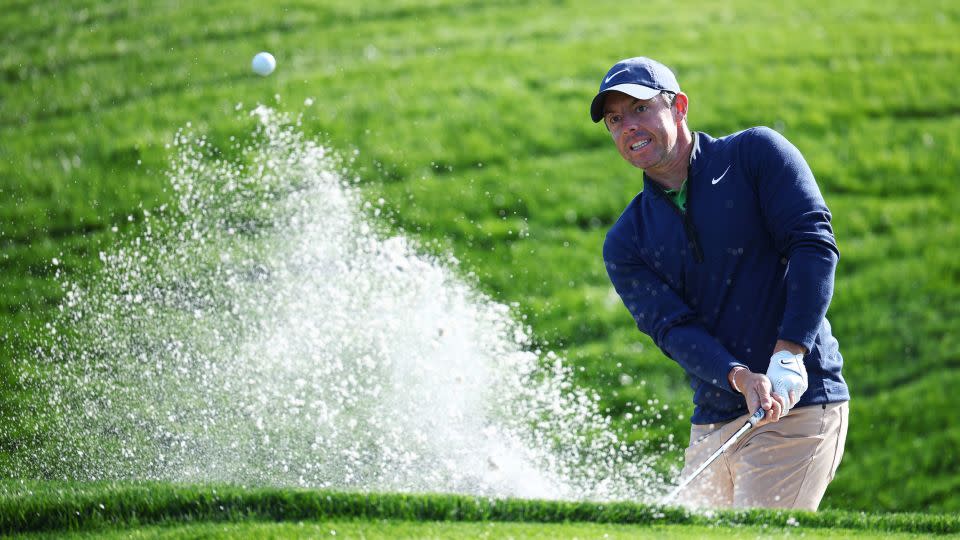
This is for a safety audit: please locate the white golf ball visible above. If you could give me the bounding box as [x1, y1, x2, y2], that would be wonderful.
[252, 52, 276, 76]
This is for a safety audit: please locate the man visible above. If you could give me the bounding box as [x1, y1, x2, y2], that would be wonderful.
[592, 57, 849, 510]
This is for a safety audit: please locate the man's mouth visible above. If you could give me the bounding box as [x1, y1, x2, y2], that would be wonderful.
[630, 139, 651, 151]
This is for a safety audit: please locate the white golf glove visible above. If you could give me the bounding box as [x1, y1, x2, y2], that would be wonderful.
[766, 350, 808, 414]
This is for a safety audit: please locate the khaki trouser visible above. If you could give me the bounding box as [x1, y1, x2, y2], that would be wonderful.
[679, 401, 849, 510]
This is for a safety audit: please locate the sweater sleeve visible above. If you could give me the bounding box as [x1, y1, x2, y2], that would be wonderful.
[745, 127, 840, 352]
[603, 225, 746, 392]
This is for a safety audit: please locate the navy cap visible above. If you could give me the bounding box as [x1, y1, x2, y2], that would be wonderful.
[590, 57, 681, 122]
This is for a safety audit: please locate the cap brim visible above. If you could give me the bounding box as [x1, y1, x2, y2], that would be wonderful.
[590, 84, 663, 122]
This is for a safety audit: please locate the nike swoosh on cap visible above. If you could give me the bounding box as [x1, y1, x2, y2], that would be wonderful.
[711, 165, 732, 185]
[605, 69, 629, 84]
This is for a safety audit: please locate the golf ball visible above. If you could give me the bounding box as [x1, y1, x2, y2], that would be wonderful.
[252, 52, 276, 76]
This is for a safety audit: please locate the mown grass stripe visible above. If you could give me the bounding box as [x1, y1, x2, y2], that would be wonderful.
[2, 483, 958, 536]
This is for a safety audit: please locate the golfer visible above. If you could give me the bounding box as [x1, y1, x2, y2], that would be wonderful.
[593, 57, 849, 510]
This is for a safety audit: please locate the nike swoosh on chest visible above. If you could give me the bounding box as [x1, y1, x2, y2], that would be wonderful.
[710, 164, 732, 185]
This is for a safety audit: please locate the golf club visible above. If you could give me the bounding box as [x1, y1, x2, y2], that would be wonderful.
[661, 408, 766, 505]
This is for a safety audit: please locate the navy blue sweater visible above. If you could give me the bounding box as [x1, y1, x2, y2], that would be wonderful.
[603, 127, 849, 424]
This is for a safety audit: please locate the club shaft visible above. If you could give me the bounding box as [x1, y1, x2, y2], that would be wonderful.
[663, 409, 765, 504]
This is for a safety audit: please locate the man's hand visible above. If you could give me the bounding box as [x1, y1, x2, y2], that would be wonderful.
[766, 350, 808, 415]
[729, 367, 789, 425]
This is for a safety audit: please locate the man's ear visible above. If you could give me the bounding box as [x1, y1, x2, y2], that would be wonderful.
[673, 93, 689, 124]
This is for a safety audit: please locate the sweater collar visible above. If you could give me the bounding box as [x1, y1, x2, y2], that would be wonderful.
[688, 130, 703, 175]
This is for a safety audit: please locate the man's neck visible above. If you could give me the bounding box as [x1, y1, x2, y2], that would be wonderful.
[645, 128, 694, 191]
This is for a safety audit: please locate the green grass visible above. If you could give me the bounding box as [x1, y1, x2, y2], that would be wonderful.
[1, 0, 959, 526]
[17, 520, 951, 539]
[3, 483, 958, 537]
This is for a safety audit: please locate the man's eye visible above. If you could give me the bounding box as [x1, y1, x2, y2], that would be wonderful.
[634, 105, 648, 113]
[607, 115, 621, 124]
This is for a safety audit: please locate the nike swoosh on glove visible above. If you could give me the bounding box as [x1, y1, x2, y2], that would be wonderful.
[766, 350, 809, 415]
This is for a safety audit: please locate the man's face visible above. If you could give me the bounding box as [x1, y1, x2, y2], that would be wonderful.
[602, 91, 686, 173]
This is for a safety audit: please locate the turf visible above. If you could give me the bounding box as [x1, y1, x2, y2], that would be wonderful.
[3, 483, 958, 537]
[16, 520, 949, 540]
[1, 0, 958, 522]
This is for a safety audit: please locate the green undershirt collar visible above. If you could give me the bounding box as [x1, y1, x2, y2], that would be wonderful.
[663, 180, 688, 212]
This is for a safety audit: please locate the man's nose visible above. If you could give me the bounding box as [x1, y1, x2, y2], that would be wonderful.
[622, 113, 641, 132]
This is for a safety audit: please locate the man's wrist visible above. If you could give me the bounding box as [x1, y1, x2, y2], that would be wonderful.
[728, 366, 748, 394]
[774, 339, 807, 355]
